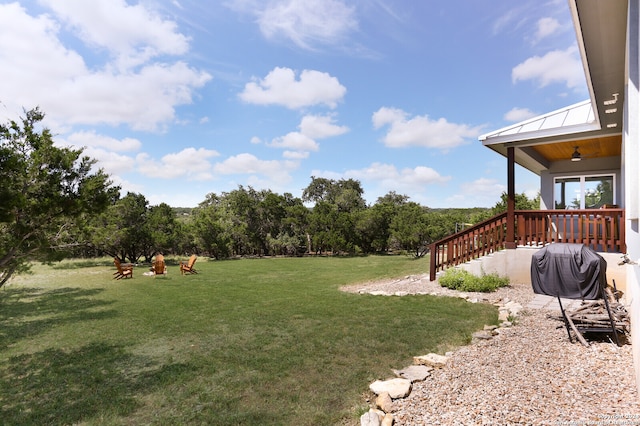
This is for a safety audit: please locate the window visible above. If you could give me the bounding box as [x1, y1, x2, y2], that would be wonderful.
[554, 175, 614, 209]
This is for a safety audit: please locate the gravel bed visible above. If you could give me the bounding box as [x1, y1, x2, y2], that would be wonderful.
[342, 275, 640, 425]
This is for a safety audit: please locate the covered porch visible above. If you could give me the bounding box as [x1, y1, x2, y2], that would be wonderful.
[430, 0, 628, 283]
[430, 98, 625, 282]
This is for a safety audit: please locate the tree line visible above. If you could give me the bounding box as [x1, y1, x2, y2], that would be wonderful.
[0, 108, 538, 287]
[80, 183, 498, 264]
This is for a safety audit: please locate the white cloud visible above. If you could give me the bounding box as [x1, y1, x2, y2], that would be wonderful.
[210, 153, 299, 190]
[283, 150, 309, 159]
[446, 178, 506, 207]
[299, 114, 349, 139]
[535, 17, 560, 42]
[0, 2, 211, 132]
[83, 147, 137, 175]
[512, 46, 584, 89]
[345, 163, 449, 186]
[227, 0, 357, 50]
[57, 63, 210, 131]
[504, 107, 537, 122]
[372, 107, 482, 150]
[239, 67, 346, 109]
[269, 132, 319, 151]
[110, 175, 145, 195]
[461, 178, 506, 195]
[267, 114, 348, 155]
[66, 130, 142, 152]
[0, 3, 85, 111]
[492, 9, 518, 35]
[313, 162, 451, 201]
[137, 147, 220, 180]
[41, 0, 190, 69]
[213, 153, 298, 183]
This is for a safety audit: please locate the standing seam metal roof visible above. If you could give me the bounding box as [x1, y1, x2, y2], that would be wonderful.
[478, 99, 597, 143]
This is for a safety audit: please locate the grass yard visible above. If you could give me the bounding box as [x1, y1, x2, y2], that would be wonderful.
[0, 255, 498, 425]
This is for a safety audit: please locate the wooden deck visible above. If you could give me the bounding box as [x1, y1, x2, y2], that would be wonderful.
[429, 209, 625, 281]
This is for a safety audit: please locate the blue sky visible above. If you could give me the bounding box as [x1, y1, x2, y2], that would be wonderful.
[0, 0, 588, 208]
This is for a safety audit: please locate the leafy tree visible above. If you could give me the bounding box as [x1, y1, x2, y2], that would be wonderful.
[0, 108, 117, 286]
[303, 177, 366, 254]
[119, 193, 151, 262]
[465, 192, 539, 224]
[389, 202, 432, 257]
[143, 202, 179, 260]
[86, 192, 149, 263]
[302, 176, 366, 211]
[218, 186, 261, 256]
[266, 192, 308, 255]
[491, 191, 540, 215]
[424, 211, 455, 241]
[306, 201, 335, 254]
[191, 194, 231, 259]
[355, 191, 409, 253]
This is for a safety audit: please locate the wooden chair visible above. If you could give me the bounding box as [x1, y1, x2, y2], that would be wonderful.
[113, 258, 133, 280]
[153, 254, 167, 277]
[180, 255, 198, 275]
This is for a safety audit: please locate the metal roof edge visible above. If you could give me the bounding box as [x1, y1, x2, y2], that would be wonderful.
[481, 121, 603, 146]
[478, 100, 595, 142]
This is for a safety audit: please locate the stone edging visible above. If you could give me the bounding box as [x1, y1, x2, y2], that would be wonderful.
[359, 295, 524, 426]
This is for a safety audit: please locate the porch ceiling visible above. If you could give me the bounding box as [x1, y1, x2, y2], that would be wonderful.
[531, 135, 621, 162]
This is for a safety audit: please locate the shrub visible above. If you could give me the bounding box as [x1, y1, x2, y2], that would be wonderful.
[438, 268, 469, 290]
[439, 268, 509, 292]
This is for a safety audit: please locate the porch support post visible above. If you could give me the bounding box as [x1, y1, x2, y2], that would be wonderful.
[506, 146, 517, 249]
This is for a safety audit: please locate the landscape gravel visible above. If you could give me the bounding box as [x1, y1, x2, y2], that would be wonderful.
[342, 275, 640, 425]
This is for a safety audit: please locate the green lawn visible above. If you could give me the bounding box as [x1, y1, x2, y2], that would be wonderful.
[0, 256, 498, 425]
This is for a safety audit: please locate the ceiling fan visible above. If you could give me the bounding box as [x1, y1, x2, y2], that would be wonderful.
[571, 146, 582, 161]
[570, 146, 599, 161]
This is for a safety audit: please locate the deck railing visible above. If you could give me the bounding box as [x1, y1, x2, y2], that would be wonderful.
[429, 208, 625, 281]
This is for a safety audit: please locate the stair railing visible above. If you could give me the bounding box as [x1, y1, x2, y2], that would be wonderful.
[429, 208, 625, 281]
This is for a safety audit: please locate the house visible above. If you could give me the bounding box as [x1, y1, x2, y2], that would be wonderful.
[431, 0, 640, 391]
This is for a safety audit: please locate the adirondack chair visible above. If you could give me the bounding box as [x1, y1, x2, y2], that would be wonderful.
[153, 254, 167, 277]
[180, 255, 198, 275]
[113, 258, 133, 280]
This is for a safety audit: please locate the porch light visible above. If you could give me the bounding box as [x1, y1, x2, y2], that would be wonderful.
[571, 146, 582, 161]
[603, 93, 619, 106]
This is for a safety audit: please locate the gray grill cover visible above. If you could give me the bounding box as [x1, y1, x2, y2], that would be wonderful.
[530, 243, 606, 300]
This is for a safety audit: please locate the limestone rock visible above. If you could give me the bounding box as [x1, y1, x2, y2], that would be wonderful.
[360, 409, 381, 426]
[413, 353, 448, 368]
[505, 301, 523, 316]
[393, 365, 433, 382]
[381, 412, 394, 426]
[375, 392, 393, 413]
[369, 378, 412, 399]
[472, 331, 493, 340]
[498, 309, 510, 321]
